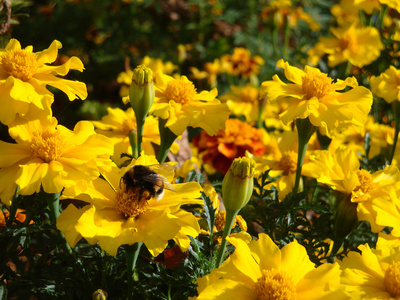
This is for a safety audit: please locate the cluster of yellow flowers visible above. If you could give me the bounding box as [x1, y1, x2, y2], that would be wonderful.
[4, 0, 400, 298]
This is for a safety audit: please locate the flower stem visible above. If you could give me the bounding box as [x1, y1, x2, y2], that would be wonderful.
[7, 186, 20, 226]
[282, 16, 290, 61]
[389, 101, 400, 165]
[126, 242, 143, 300]
[293, 118, 317, 195]
[157, 118, 177, 163]
[47, 191, 62, 224]
[215, 209, 237, 268]
[129, 129, 138, 159]
[136, 116, 146, 157]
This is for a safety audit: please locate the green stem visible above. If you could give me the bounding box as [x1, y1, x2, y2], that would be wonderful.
[378, 5, 388, 30]
[126, 242, 143, 300]
[272, 24, 279, 57]
[256, 100, 265, 129]
[389, 101, 400, 165]
[282, 16, 290, 60]
[157, 118, 178, 163]
[136, 116, 146, 157]
[293, 118, 317, 195]
[215, 210, 237, 268]
[129, 129, 138, 159]
[47, 191, 62, 224]
[7, 186, 20, 226]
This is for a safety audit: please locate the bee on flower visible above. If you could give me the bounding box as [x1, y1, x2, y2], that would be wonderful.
[57, 154, 203, 256]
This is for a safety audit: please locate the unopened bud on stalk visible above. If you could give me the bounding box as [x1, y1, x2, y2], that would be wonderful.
[92, 289, 108, 300]
[222, 157, 255, 212]
[334, 195, 358, 240]
[129, 65, 155, 122]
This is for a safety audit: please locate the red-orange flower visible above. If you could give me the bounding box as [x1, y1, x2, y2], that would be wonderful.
[192, 118, 266, 174]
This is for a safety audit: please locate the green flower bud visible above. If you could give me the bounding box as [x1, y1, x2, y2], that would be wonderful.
[334, 195, 358, 240]
[92, 289, 108, 300]
[222, 157, 255, 213]
[129, 65, 155, 122]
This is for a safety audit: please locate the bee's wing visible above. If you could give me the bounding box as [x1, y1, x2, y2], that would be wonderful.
[148, 164, 176, 184]
[163, 180, 176, 192]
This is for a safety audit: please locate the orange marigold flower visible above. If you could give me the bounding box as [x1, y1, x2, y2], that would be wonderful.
[220, 47, 264, 78]
[192, 118, 266, 174]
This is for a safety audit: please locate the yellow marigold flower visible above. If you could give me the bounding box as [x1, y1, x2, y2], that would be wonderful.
[331, 115, 394, 159]
[220, 84, 264, 123]
[331, 0, 359, 26]
[57, 155, 203, 256]
[302, 147, 400, 233]
[307, 23, 383, 68]
[190, 59, 222, 88]
[260, 0, 320, 31]
[260, 59, 373, 136]
[370, 66, 400, 103]
[196, 234, 346, 299]
[220, 47, 264, 78]
[339, 243, 400, 299]
[152, 72, 230, 136]
[248, 130, 312, 201]
[92, 107, 179, 166]
[142, 56, 178, 76]
[213, 210, 251, 244]
[0, 39, 87, 125]
[0, 110, 113, 205]
[192, 118, 267, 174]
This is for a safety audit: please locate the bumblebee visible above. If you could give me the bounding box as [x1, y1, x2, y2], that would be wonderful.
[121, 164, 176, 201]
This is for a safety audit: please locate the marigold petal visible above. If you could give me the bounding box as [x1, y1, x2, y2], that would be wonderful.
[197, 279, 256, 300]
[35, 40, 61, 65]
[297, 263, 347, 299]
[276, 59, 305, 85]
[0, 141, 31, 167]
[280, 241, 315, 285]
[226, 237, 262, 283]
[0, 164, 20, 205]
[248, 233, 281, 270]
[56, 204, 85, 248]
[34, 73, 87, 100]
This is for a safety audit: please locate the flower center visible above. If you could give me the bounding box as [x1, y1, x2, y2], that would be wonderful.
[354, 169, 374, 197]
[278, 151, 297, 175]
[30, 130, 66, 163]
[301, 71, 334, 99]
[121, 118, 136, 135]
[339, 33, 356, 52]
[1, 49, 38, 81]
[114, 184, 150, 218]
[384, 261, 400, 298]
[253, 269, 297, 300]
[164, 79, 196, 104]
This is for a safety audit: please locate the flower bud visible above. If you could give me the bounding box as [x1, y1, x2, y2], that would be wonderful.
[222, 157, 255, 212]
[129, 65, 155, 122]
[92, 289, 108, 300]
[334, 195, 358, 240]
